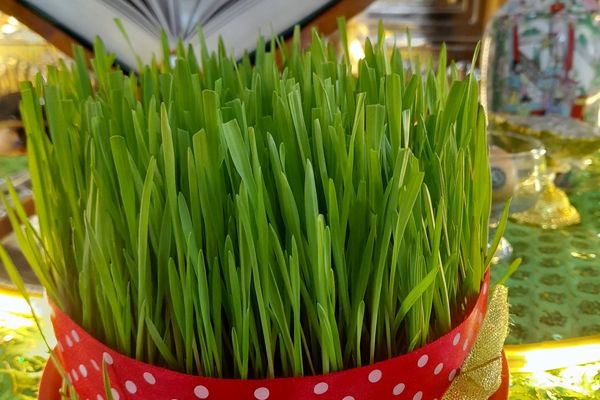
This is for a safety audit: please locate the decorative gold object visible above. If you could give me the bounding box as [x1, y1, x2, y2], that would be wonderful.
[510, 182, 580, 229]
[491, 113, 600, 229]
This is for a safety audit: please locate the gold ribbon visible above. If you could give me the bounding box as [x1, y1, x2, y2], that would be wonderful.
[444, 285, 509, 400]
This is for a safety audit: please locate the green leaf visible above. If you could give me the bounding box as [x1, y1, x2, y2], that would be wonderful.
[496, 258, 522, 286]
[485, 199, 511, 267]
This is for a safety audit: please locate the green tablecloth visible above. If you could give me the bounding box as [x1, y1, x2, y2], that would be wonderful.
[492, 169, 600, 345]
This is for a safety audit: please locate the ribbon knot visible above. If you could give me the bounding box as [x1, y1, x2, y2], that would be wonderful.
[444, 285, 509, 399]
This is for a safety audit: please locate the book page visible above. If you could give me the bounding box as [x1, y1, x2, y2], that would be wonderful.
[22, 0, 332, 69]
[99, 0, 240, 41]
[99, 0, 159, 34]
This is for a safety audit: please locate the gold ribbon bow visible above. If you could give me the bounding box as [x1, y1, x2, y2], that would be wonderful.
[444, 285, 509, 400]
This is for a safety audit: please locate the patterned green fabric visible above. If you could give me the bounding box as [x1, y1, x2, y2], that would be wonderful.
[492, 166, 600, 344]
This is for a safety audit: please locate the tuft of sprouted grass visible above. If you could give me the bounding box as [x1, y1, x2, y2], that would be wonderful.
[1, 20, 502, 378]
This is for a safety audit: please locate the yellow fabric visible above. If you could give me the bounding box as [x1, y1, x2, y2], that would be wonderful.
[444, 285, 509, 400]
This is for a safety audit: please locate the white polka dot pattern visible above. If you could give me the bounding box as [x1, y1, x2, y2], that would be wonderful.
[143, 372, 156, 385]
[125, 380, 137, 394]
[417, 354, 428, 368]
[392, 383, 405, 395]
[194, 385, 209, 399]
[368, 369, 382, 383]
[254, 387, 270, 399]
[102, 352, 113, 365]
[452, 333, 461, 346]
[449, 369, 457, 381]
[313, 382, 328, 394]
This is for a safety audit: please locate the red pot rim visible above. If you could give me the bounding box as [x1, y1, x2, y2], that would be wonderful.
[46, 271, 491, 400]
[40, 350, 509, 400]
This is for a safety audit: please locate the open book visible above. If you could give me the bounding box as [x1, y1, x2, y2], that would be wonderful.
[20, 0, 335, 69]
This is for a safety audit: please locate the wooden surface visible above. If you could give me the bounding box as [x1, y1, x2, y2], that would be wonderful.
[299, 0, 375, 43]
[484, 0, 508, 25]
[361, 0, 503, 62]
[0, 196, 34, 239]
[0, 0, 91, 59]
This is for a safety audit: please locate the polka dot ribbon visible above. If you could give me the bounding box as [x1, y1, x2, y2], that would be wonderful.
[49, 271, 490, 400]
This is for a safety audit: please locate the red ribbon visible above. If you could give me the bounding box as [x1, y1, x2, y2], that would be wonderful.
[49, 271, 490, 400]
